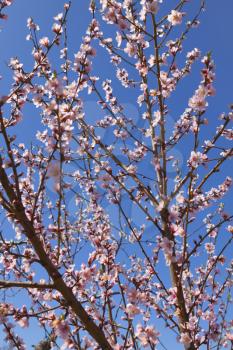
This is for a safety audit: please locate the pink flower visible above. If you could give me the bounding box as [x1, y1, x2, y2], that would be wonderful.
[188, 151, 208, 168]
[227, 225, 233, 233]
[52, 319, 70, 339]
[189, 85, 208, 111]
[27, 17, 39, 30]
[170, 224, 185, 237]
[187, 48, 201, 61]
[136, 324, 160, 347]
[159, 237, 174, 265]
[146, 1, 159, 14]
[180, 332, 192, 345]
[39, 36, 50, 47]
[167, 10, 183, 26]
[222, 128, 233, 140]
[124, 42, 137, 57]
[176, 193, 185, 204]
[118, 19, 128, 30]
[135, 61, 148, 77]
[205, 242, 215, 254]
[17, 317, 29, 328]
[167, 287, 178, 305]
[52, 23, 63, 34]
[125, 303, 140, 318]
[226, 333, 233, 341]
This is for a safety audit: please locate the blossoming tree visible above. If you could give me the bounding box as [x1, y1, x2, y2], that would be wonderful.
[0, 0, 232, 349]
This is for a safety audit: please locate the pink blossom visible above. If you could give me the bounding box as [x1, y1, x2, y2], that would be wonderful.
[187, 48, 201, 61]
[180, 332, 192, 345]
[125, 303, 140, 318]
[145, 1, 159, 14]
[188, 151, 208, 168]
[124, 42, 137, 57]
[52, 319, 70, 339]
[226, 333, 233, 341]
[136, 324, 160, 347]
[176, 193, 185, 204]
[205, 242, 215, 254]
[17, 318, 29, 328]
[170, 223, 185, 237]
[52, 23, 63, 34]
[189, 85, 208, 111]
[39, 36, 50, 47]
[167, 10, 184, 26]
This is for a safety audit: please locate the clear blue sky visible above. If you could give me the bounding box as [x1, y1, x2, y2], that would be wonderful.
[0, 1, 232, 348]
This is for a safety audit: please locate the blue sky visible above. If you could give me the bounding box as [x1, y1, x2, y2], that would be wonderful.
[0, 1, 233, 349]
